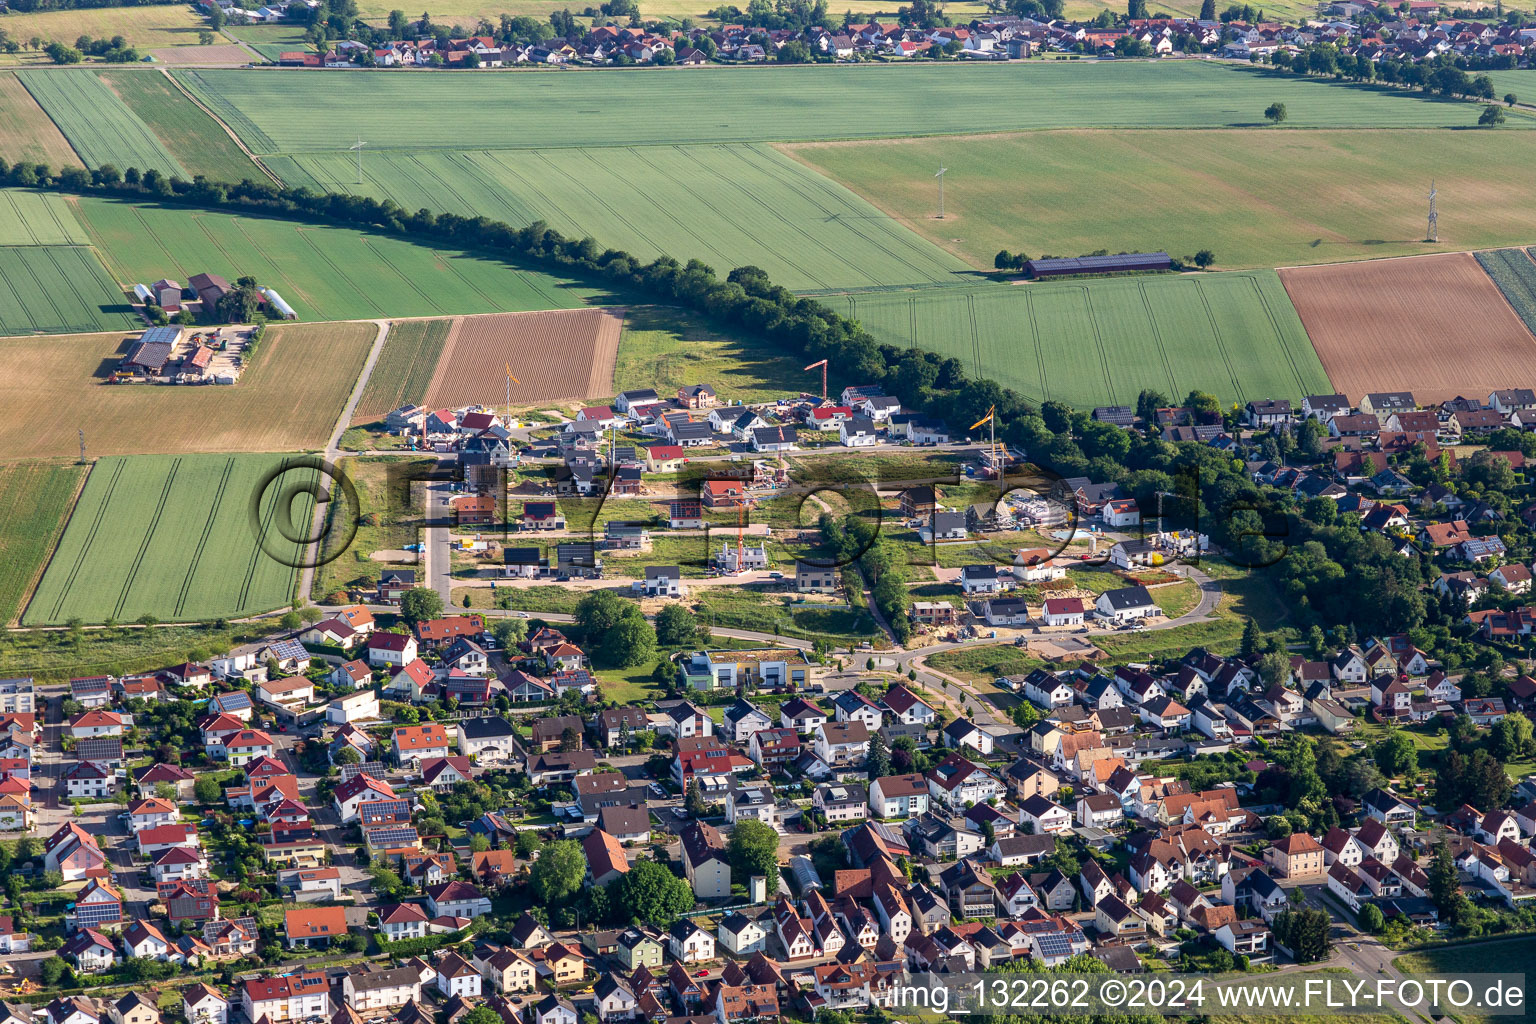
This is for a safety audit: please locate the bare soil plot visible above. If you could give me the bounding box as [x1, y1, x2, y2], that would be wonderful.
[424, 308, 621, 409]
[0, 320, 373, 457]
[1279, 253, 1536, 405]
[0, 72, 81, 169]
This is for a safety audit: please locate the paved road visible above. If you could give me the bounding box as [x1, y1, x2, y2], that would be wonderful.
[300, 319, 391, 603]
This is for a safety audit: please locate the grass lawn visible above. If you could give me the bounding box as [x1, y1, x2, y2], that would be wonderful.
[1150, 579, 1200, 619]
[785, 127, 1536, 273]
[0, 620, 280, 680]
[926, 643, 1043, 686]
[693, 586, 876, 643]
[613, 306, 824, 405]
[1092, 570, 1290, 663]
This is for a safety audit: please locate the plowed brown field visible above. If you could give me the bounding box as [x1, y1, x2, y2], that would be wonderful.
[424, 308, 622, 408]
[1280, 253, 1536, 405]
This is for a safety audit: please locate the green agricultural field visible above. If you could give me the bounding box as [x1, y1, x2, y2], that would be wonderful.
[0, 244, 139, 334]
[353, 318, 452, 423]
[16, 70, 187, 176]
[74, 196, 611, 321]
[96, 70, 260, 183]
[25, 453, 319, 625]
[834, 271, 1329, 409]
[174, 62, 1503, 156]
[268, 144, 969, 292]
[0, 189, 87, 246]
[788, 128, 1536, 272]
[1474, 248, 1536, 337]
[0, 462, 86, 626]
[613, 306, 827, 404]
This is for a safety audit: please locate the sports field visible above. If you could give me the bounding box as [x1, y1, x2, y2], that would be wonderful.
[17, 69, 188, 177]
[0, 244, 138, 335]
[25, 453, 317, 624]
[96, 70, 260, 183]
[1280, 253, 1536, 405]
[786, 128, 1536, 272]
[74, 196, 609, 321]
[0, 72, 81, 169]
[0, 461, 86, 626]
[269, 144, 970, 292]
[0, 190, 87, 246]
[354, 318, 453, 423]
[836, 272, 1329, 408]
[175, 63, 1501, 156]
[0, 321, 374, 458]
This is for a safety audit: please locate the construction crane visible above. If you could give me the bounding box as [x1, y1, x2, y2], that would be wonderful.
[737, 502, 745, 576]
[503, 362, 520, 420]
[803, 358, 828, 402]
[971, 405, 1000, 478]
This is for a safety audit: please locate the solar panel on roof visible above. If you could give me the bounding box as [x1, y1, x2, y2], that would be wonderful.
[1033, 931, 1073, 959]
[340, 762, 387, 781]
[364, 825, 419, 847]
[360, 799, 412, 824]
[214, 692, 252, 710]
[267, 640, 307, 660]
[76, 738, 123, 761]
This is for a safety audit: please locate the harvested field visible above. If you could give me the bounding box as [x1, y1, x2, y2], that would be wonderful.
[0, 6, 211, 55]
[0, 73, 81, 169]
[1279, 253, 1536, 405]
[424, 309, 622, 408]
[147, 44, 252, 64]
[0, 321, 373, 458]
[353, 318, 452, 422]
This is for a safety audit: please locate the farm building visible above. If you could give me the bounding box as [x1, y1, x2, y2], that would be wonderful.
[120, 327, 184, 377]
[1025, 253, 1171, 279]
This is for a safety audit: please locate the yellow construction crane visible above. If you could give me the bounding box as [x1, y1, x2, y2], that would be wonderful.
[504, 362, 521, 421]
[971, 405, 1001, 476]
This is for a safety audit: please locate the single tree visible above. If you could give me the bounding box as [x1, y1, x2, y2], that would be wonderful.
[727, 818, 781, 897]
[529, 839, 586, 903]
[1479, 103, 1507, 126]
[1264, 101, 1288, 123]
[399, 587, 444, 627]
